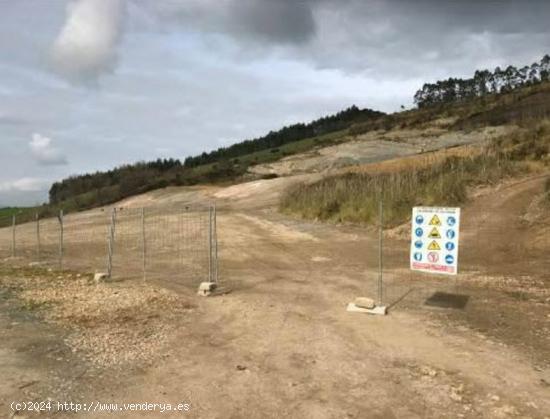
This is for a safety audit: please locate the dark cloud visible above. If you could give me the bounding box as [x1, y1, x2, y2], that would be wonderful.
[135, 0, 550, 79]
[137, 0, 316, 44]
[294, 0, 550, 79]
[230, 0, 316, 43]
[384, 0, 550, 35]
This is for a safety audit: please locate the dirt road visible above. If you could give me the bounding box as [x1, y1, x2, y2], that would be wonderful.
[1, 175, 549, 418]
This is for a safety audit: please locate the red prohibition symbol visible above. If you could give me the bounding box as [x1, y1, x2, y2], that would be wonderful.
[427, 252, 439, 263]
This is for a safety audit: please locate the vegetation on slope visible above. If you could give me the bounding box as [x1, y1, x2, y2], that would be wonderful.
[280, 121, 550, 227]
[183, 106, 383, 167]
[48, 106, 383, 210]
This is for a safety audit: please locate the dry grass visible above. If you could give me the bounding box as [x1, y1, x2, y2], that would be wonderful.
[280, 153, 528, 226]
[340, 144, 482, 176]
[280, 121, 550, 226]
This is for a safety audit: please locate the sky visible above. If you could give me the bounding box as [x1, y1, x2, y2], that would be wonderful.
[1, 0, 550, 206]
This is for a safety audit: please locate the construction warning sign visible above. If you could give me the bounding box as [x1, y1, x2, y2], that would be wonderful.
[428, 227, 441, 239]
[427, 240, 441, 251]
[410, 207, 460, 275]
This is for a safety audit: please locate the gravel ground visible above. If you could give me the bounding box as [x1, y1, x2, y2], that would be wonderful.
[0, 267, 195, 368]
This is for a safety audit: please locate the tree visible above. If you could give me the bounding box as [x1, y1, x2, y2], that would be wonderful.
[412, 54, 550, 108]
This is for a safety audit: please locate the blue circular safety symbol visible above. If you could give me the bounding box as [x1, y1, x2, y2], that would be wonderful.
[445, 254, 454, 264]
[445, 242, 455, 251]
[414, 240, 423, 249]
[414, 252, 422, 261]
[415, 227, 423, 237]
[446, 229, 455, 239]
[447, 216, 456, 226]
[415, 215, 424, 224]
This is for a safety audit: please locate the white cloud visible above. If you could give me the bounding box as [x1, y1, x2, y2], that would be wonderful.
[51, 0, 126, 81]
[0, 177, 49, 193]
[29, 133, 68, 166]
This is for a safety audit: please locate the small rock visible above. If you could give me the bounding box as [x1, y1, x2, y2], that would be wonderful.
[420, 366, 438, 377]
[493, 405, 518, 417]
[236, 365, 247, 371]
[354, 297, 375, 309]
[526, 401, 538, 409]
[94, 272, 108, 282]
[450, 392, 463, 402]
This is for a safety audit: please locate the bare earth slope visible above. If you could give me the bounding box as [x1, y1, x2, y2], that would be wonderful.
[249, 125, 513, 176]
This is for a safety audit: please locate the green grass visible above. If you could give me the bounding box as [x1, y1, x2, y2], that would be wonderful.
[0, 207, 27, 217]
[0, 207, 36, 224]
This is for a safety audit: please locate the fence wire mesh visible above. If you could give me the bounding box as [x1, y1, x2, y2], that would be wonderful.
[0, 204, 216, 288]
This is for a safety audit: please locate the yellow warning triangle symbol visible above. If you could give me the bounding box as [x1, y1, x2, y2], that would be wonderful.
[428, 227, 441, 239]
[428, 240, 441, 251]
[429, 214, 442, 226]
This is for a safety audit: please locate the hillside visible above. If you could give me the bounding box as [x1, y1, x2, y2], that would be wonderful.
[47, 106, 384, 213]
[41, 59, 550, 220]
[280, 81, 550, 225]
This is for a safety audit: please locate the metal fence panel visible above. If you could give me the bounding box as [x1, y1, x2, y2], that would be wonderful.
[0, 204, 216, 289]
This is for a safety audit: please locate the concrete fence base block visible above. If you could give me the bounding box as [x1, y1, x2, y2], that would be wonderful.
[28, 261, 45, 267]
[347, 302, 387, 316]
[197, 282, 217, 297]
[94, 272, 109, 283]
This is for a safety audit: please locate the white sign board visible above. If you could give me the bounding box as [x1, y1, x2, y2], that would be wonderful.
[410, 207, 460, 275]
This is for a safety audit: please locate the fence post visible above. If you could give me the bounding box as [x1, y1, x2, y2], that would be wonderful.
[59, 210, 64, 269]
[36, 213, 41, 261]
[378, 200, 384, 307]
[208, 205, 213, 283]
[141, 207, 146, 281]
[11, 214, 16, 258]
[107, 208, 116, 278]
[213, 204, 218, 284]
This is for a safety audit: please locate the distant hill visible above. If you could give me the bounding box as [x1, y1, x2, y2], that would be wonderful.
[45, 55, 550, 216]
[48, 106, 384, 211]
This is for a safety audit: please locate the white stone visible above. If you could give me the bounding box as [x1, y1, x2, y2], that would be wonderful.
[354, 297, 376, 309]
[94, 272, 108, 282]
[197, 282, 217, 297]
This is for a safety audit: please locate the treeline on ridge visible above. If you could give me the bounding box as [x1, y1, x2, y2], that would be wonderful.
[183, 106, 384, 167]
[414, 54, 550, 108]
